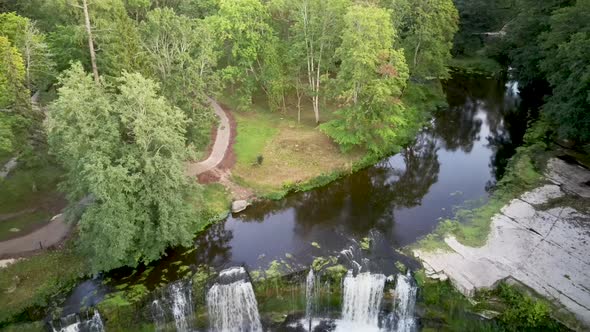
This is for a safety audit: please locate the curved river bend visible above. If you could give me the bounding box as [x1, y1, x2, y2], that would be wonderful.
[61, 74, 527, 331]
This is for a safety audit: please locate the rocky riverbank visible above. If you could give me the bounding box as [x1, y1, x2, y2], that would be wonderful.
[415, 157, 590, 329]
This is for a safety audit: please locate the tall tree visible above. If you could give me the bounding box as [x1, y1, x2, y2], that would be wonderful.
[212, 0, 281, 110]
[504, 0, 573, 86]
[321, 5, 411, 154]
[140, 8, 218, 146]
[290, 0, 350, 123]
[0, 36, 31, 154]
[386, 0, 459, 79]
[81, 0, 99, 83]
[0, 12, 55, 91]
[540, 0, 590, 141]
[47, 63, 203, 272]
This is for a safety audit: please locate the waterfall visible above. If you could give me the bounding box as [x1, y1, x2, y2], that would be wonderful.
[52, 310, 104, 332]
[393, 271, 417, 332]
[151, 300, 166, 331]
[207, 267, 262, 332]
[305, 269, 315, 330]
[170, 282, 194, 332]
[341, 271, 386, 327]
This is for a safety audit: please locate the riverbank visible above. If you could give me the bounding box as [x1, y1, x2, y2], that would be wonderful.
[216, 81, 445, 201]
[412, 121, 590, 329]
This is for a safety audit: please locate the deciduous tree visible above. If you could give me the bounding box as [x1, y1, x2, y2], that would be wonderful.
[47, 63, 204, 272]
[321, 5, 411, 154]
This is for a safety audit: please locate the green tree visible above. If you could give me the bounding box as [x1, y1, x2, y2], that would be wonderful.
[504, 0, 573, 86]
[386, 0, 459, 79]
[451, 0, 514, 56]
[321, 5, 411, 154]
[540, 0, 590, 141]
[140, 8, 218, 146]
[0, 12, 55, 91]
[47, 63, 203, 272]
[0, 36, 31, 154]
[212, 0, 282, 110]
[290, 0, 350, 123]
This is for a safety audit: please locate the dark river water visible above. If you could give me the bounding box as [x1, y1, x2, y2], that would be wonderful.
[62, 74, 526, 320]
[171, 74, 523, 273]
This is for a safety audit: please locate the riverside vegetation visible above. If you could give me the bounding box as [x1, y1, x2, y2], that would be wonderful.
[1, 0, 590, 330]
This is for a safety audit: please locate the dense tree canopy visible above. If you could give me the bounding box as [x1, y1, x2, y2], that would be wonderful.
[47, 64, 204, 272]
[540, 0, 590, 141]
[321, 5, 410, 154]
[3, 0, 468, 271]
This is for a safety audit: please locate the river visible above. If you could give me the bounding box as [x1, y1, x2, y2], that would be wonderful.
[55, 73, 527, 331]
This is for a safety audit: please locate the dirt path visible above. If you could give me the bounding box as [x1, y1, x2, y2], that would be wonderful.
[186, 98, 231, 177]
[1, 99, 242, 257]
[187, 99, 254, 201]
[0, 213, 72, 257]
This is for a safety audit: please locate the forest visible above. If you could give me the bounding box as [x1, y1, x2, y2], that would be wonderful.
[0, 0, 462, 272]
[0, 0, 589, 331]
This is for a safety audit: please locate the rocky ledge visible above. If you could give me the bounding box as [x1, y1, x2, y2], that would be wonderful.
[414, 158, 590, 329]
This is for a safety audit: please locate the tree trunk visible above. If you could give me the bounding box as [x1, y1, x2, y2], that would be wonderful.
[413, 37, 421, 71]
[296, 81, 302, 123]
[82, 0, 99, 84]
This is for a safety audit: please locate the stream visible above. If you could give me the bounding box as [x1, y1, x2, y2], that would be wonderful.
[52, 73, 527, 331]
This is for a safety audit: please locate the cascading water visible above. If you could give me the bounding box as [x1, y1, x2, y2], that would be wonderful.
[207, 267, 262, 332]
[340, 271, 386, 329]
[170, 282, 194, 332]
[52, 310, 104, 332]
[305, 269, 315, 331]
[392, 271, 417, 332]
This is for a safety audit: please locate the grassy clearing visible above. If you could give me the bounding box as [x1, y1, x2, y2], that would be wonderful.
[220, 95, 363, 197]
[416, 120, 550, 250]
[201, 183, 231, 218]
[0, 211, 53, 241]
[218, 82, 444, 198]
[0, 164, 62, 214]
[0, 163, 64, 241]
[233, 112, 279, 166]
[0, 246, 87, 326]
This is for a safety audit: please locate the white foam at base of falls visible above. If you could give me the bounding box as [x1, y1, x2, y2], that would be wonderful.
[53, 311, 104, 332]
[207, 267, 263, 332]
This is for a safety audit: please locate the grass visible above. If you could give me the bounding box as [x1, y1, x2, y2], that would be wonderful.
[233, 112, 279, 166]
[220, 94, 363, 196]
[415, 270, 568, 331]
[0, 163, 64, 242]
[0, 211, 54, 241]
[0, 150, 11, 167]
[0, 246, 87, 326]
[201, 183, 231, 218]
[0, 164, 63, 214]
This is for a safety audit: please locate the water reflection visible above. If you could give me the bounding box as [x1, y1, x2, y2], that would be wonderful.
[219, 73, 525, 269]
[102, 73, 527, 290]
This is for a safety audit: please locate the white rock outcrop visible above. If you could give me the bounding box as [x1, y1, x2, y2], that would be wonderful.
[415, 162, 590, 328]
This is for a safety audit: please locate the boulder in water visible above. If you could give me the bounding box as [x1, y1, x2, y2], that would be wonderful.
[232, 200, 250, 213]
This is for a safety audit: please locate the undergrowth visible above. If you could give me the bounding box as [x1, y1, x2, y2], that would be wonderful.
[416, 270, 568, 331]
